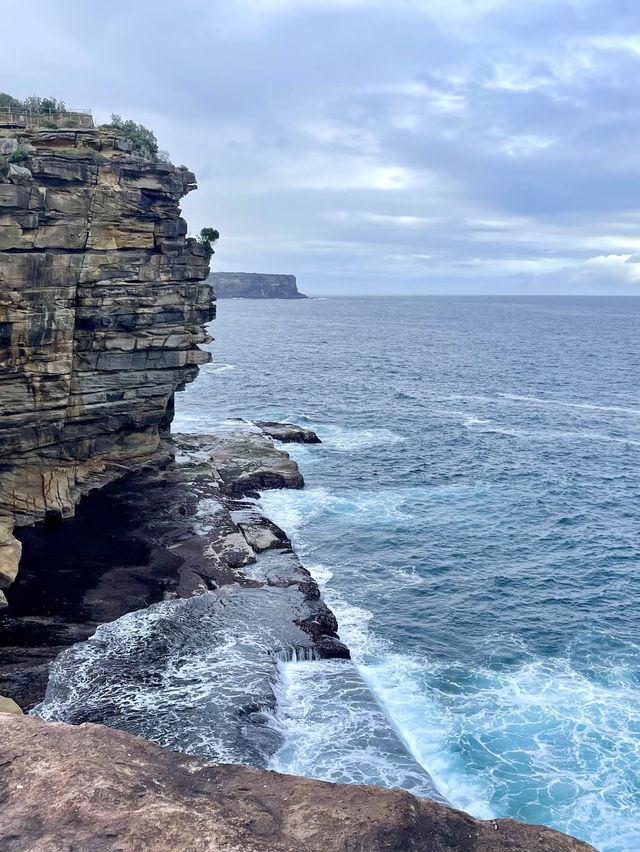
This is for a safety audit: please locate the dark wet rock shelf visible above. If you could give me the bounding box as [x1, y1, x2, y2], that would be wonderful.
[0, 422, 346, 719]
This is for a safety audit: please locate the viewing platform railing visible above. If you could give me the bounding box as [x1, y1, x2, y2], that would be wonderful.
[0, 107, 94, 129]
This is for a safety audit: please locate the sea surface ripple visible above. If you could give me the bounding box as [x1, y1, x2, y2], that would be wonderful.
[174, 295, 640, 852]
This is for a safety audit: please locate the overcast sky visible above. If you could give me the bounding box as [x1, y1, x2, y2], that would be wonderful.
[4, 0, 640, 294]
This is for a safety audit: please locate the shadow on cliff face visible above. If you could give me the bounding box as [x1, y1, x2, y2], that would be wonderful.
[8, 479, 179, 621]
[0, 474, 183, 709]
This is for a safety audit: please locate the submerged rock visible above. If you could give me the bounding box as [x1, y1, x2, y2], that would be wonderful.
[0, 715, 595, 852]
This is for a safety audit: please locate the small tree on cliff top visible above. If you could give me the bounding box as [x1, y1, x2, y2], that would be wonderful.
[198, 228, 219, 262]
[0, 93, 23, 109]
[0, 93, 67, 112]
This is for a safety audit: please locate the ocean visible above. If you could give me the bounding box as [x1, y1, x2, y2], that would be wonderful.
[174, 295, 640, 852]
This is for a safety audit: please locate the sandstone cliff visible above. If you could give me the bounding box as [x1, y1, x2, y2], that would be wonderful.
[211, 271, 307, 298]
[0, 124, 214, 605]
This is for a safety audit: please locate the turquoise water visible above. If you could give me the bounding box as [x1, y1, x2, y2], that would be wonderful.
[175, 296, 640, 851]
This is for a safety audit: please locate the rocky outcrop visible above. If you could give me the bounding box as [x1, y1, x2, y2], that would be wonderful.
[255, 420, 322, 443]
[0, 424, 346, 719]
[0, 125, 214, 604]
[0, 715, 595, 852]
[211, 272, 307, 298]
[0, 694, 21, 713]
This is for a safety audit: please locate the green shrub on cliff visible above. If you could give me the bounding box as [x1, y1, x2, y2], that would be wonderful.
[22, 96, 67, 113]
[0, 93, 69, 116]
[0, 93, 22, 109]
[8, 147, 30, 163]
[101, 114, 160, 160]
[0, 157, 9, 180]
[198, 228, 220, 262]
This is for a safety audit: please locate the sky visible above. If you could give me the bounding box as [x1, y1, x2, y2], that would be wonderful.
[3, 0, 640, 295]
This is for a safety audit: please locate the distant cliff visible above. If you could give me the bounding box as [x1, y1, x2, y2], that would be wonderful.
[0, 124, 213, 604]
[211, 272, 307, 299]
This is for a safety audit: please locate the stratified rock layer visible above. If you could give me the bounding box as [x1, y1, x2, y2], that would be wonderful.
[0, 715, 595, 852]
[0, 125, 214, 601]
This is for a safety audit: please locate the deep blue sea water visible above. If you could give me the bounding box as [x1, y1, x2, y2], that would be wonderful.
[174, 296, 640, 852]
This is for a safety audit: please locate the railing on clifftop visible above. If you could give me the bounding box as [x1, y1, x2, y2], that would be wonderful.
[0, 107, 94, 129]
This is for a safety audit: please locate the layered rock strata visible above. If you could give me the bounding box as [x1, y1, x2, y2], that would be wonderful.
[0, 125, 213, 605]
[0, 714, 596, 852]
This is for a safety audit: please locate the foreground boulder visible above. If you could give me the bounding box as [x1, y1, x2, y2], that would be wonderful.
[0, 716, 594, 852]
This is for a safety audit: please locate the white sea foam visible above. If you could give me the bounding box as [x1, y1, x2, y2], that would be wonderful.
[464, 422, 640, 447]
[314, 424, 405, 451]
[260, 482, 640, 851]
[267, 658, 443, 799]
[499, 393, 640, 417]
[463, 416, 492, 427]
[211, 363, 236, 374]
[259, 488, 414, 547]
[446, 392, 640, 418]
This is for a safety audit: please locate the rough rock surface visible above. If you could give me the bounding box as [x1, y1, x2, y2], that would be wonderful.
[0, 125, 214, 596]
[211, 271, 307, 298]
[0, 423, 345, 715]
[0, 715, 595, 852]
[255, 420, 322, 443]
[0, 694, 22, 713]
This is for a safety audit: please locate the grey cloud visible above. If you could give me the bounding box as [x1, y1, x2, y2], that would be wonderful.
[2, 0, 640, 293]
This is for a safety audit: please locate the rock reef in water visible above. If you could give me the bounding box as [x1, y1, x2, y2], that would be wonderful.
[0, 714, 595, 852]
[0, 125, 214, 604]
[211, 271, 307, 299]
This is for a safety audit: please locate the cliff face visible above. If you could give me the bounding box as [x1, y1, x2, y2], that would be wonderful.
[211, 272, 307, 298]
[0, 126, 214, 603]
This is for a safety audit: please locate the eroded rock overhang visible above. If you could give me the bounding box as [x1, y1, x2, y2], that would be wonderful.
[0, 124, 215, 604]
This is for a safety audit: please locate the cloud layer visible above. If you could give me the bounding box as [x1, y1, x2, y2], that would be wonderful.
[4, 0, 640, 294]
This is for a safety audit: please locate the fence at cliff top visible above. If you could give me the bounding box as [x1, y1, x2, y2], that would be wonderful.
[0, 107, 94, 129]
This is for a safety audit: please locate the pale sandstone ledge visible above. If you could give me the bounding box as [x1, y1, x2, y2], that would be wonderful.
[0, 715, 595, 852]
[0, 125, 214, 603]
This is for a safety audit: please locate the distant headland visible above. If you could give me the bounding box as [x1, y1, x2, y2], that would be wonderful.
[210, 272, 307, 299]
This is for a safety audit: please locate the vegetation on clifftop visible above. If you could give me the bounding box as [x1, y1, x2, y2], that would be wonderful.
[99, 114, 171, 162]
[0, 93, 68, 113]
[197, 228, 220, 262]
[0, 94, 172, 164]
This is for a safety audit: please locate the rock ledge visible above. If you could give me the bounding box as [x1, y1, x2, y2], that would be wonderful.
[0, 714, 595, 852]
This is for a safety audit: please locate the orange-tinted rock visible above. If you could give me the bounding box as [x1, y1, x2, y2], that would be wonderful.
[0, 714, 595, 852]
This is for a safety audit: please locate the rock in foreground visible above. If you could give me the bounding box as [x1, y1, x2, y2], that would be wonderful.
[0, 715, 594, 852]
